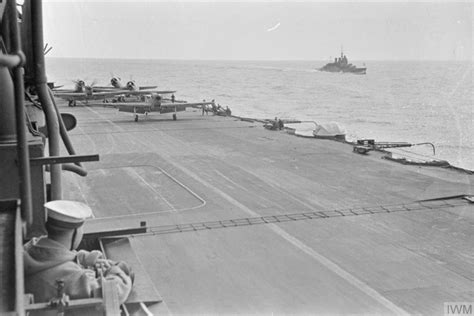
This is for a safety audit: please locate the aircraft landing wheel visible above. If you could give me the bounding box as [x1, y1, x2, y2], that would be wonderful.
[68, 100, 73, 107]
[172, 114, 177, 121]
[73, 100, 77, 107]
[134, 115, 139, 122]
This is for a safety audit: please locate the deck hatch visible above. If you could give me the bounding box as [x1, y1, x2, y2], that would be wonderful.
[73, 165, 205, 218]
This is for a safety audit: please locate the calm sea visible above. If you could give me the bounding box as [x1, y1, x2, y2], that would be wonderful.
[46, 58, 473, 171]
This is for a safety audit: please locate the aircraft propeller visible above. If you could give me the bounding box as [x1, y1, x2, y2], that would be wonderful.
[110, 76, 122, 88]
[72, 79, 97, 94]
[126, 80, 137, 91]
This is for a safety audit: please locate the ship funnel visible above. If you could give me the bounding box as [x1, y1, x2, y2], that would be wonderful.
[0, 64, 17, 143]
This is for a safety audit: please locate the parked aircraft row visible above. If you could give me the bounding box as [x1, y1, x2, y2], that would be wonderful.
[53, 77, 175, 106]
[52, 76, 215, 122]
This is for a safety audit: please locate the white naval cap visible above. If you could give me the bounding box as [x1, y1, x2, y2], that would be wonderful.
[45, 200, 93, 228]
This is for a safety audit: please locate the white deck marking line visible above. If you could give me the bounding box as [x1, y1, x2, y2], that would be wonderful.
[81, 106, 123, 155]
[159, 167, 206, 205]
[124, 167, 176, 211]
[164, 158, 409, 315]
[83, 108, 406, 313]
[214, 167, 319, 213]
[83, 106, 123, 130]
[241, 167, 331, 211]
[78, 109, 206, 218]
[88, 165, 206, 220]
[216, 167, 328, 214]
[76, 120, 100, 155]
[138, 302, 153, 316]
[214, 169, 250, 192]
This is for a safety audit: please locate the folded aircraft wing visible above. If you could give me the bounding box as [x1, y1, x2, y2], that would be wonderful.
[158, 102, 215, 113]
[159, 103, 189, 114]
[54, 91, 127, 101]
[53, 91, 84, 98]
[53, 92, 90, 100]
[51, 88, 76, 93]
[117, 102, 153, 114]
[95, 89, 174, 96]
[89, 86, 160, 92]
[87, 86, 122, 92]
[117, 101, 216, 115]
[124, 90, 176, 95]
[168, 101, 215, 108]
[117, 102, 193, 114]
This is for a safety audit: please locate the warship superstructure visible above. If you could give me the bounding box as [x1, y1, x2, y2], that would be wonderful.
[319, 50, 367, 74]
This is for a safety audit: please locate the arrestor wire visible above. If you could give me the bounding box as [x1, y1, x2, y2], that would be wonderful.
[112, 196, 471, 238]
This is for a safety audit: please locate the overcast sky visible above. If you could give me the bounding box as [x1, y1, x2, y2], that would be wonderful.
[42, 1, 472, 60]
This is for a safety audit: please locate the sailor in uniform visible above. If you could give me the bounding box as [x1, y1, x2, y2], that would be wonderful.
[23, 200, 133, 305]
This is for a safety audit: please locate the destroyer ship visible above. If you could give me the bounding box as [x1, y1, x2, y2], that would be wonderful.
[319, 51, 367, 74]
[1, 1, 473, 315]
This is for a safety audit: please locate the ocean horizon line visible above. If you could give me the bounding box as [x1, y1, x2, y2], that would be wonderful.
[45, 57, 471, 63]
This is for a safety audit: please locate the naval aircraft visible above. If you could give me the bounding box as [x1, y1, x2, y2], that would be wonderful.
[93, 76, 161, 92]
[52, 79, 89, 93]
[117, 94, 216, 122]
[53, 87, 129, 107]
[52, 80, 118, 106]
[53, 78, 176, 107]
